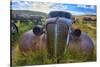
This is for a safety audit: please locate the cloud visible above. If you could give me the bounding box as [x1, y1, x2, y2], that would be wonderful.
[11, 1, 96, 15]
[11, 1, 51, 13]
[67, 10, 96, 15]
[31, 2, 52, 13]
[49, 3, 96, 15]
[76, 4, 96, 9]
[11, 1, 35, 10]
[49, 3, 68, 10]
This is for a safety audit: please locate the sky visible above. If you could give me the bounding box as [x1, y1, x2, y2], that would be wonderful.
[11, 0, 96, 15]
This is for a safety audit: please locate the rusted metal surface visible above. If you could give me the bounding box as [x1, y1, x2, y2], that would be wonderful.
[46, 17, 69, 59]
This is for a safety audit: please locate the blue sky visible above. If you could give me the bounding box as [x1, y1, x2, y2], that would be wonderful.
[11, 1, 96, 15]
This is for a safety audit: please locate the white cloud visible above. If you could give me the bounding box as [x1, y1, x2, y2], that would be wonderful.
[67, 10, 84, 15]
[30, 2, 51, 13]
[89, 5, 96, 9]
[67, 10, 96, 15]
[76, 4, 95, 9]
[49, 3, 68, 10]
[11, 1, 51, 13]
[11, 1, 67, 13]
[11, 1, 96, 15]
[12, 0, 22, 2]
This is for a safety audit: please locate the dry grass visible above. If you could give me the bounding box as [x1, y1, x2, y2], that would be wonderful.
[11, 21, 96, 66]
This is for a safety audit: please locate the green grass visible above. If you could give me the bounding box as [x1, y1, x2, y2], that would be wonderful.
[11, 21, 96, 66]
[11, 21, 33, 47]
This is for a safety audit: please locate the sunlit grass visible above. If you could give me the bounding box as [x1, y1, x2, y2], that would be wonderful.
[11, 21, 96, 66]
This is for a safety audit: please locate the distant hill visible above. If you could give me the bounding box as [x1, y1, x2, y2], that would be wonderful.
[73, 15, 96, 21]
[11, 10, 47, 17]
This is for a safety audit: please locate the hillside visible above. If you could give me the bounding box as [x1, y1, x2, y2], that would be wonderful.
[11, 10, 47, 17]
[73, 15, 96, 20]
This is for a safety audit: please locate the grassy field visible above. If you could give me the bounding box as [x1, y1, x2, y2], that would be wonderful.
[11, 21, 96, 66]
